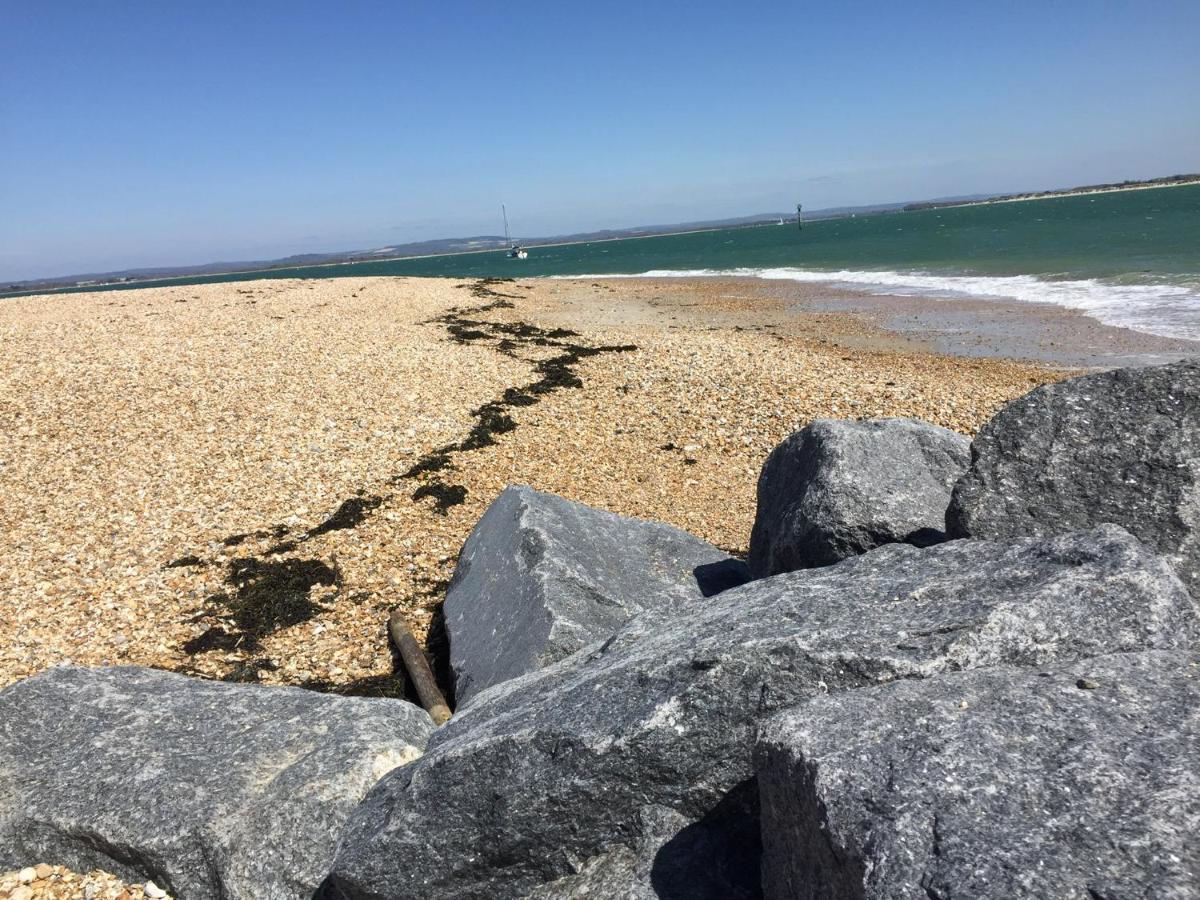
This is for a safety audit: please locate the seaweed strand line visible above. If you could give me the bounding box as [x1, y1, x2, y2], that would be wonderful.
[166, 277, 636, 692]
[399, 281, 636, 513]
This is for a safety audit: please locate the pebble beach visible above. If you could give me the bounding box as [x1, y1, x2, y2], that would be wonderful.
[0, 273, 1181, 897]
[0, 274, 1076, 699]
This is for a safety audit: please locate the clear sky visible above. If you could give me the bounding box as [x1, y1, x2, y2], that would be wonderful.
[3, 0, 1198, 280]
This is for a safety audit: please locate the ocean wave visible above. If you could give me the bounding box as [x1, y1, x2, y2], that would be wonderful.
[554, 267, 1200, 342]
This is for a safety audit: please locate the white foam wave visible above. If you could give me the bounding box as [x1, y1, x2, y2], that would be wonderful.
[554, 267, 1200, 342]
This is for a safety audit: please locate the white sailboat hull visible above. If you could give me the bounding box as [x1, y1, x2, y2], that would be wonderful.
[501, 204, 529, 258]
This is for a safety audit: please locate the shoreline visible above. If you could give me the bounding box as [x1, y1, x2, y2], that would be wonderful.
[14, 262, 1200, 354]
[557, 273, 1200, 365]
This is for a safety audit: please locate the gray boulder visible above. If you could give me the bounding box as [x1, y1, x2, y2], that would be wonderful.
[0, 666, 434, 900]
[445, 485, 747, 706]
[320, 525, 1197, 900]
[948, 358, 1200, 595]
[756, 650, 1200, 899]
[748, 418, 969, 577]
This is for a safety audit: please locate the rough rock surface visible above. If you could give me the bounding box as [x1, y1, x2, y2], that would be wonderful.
[320, 525, 1197, 900]
[0, 666, 435, 900]
[444, 485, 747, 706]
[757, 650, 1200, 899]
[947, 359, 1200, 594]
[748, 418, 969, 577]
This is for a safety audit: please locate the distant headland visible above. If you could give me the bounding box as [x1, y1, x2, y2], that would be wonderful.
[902, 172, 1200, 211]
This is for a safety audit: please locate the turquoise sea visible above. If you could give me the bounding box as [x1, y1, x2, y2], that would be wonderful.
[40, 184, 1200, 340]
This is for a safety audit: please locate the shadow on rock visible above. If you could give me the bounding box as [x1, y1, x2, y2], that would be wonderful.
[650, 779, 763, 900]
[693, 559, 751, 597]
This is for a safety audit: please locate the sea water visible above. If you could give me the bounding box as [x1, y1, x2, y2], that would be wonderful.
[39, 184, 1200, 340]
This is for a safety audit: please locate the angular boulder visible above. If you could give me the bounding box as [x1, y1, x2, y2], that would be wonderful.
[320, 526, 1198, 900]
[947, 359, 1200, 594]
[0, 667, 435, 900]
[748, 418, 969, 577]
[756, 650, 1200, 899]
[444, 485, 747, 706]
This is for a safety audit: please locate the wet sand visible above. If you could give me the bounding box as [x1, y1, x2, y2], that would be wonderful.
[551, 276, 1200, 368]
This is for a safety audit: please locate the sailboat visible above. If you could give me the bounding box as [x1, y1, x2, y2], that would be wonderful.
[502, 205, 528, 259]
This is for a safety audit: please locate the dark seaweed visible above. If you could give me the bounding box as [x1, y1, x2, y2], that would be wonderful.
[165, 554, 203, 569]
[397, 289, 635, 514]
[186, 557, 341, 654]
[171, 278, 634, 686]
[306, 494, 384, 537]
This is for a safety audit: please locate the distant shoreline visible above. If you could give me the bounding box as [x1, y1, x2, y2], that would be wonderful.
[904, 175, 1200, 212]
[991, 178, 1200, 204]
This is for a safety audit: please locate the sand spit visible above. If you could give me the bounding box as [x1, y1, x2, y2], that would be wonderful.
[0, 275, 1069, 701]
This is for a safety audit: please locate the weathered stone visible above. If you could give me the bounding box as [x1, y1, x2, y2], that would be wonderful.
[948, 358, 1200, 594]
[320, 526, 1197, 900]
[749, 418, 969, 577]
[0, 666, 434, 900]
[757, 650, 1200, 899]
[445, 485, 747, 706]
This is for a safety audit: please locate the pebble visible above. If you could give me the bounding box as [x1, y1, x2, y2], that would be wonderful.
[1, 864, 163, 898]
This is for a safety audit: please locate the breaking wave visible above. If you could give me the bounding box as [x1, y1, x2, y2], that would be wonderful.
[558, 267, 1200, 342]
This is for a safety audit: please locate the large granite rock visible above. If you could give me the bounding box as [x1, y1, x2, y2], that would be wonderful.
[948, 359, 1200, 594]
[320, 525, 1197, 900]
[757, 650, 1200, 899]
[0, 666, 435, 900]
[445, 485, 747, 706]
[748, 418, 969, 577]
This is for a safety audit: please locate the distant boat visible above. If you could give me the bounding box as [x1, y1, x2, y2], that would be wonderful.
[502, 205, 528, 259]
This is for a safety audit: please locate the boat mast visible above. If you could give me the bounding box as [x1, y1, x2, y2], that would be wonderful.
[502, 204, 512, 248]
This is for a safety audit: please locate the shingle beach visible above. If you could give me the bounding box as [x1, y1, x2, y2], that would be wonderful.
[10, 272, 1193, 897]
[0, 275, 1075, 701]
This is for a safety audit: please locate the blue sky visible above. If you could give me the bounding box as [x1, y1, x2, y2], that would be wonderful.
[3, 0, 1198, 280]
